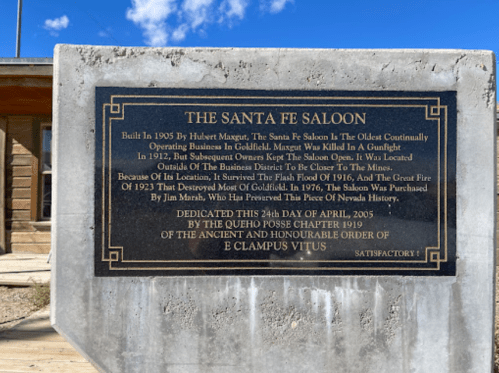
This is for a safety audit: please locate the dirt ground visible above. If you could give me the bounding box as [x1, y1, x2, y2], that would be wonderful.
[0, 286, 38, 332]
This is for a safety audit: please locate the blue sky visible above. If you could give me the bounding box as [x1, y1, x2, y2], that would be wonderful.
[0, 0, 498, 59]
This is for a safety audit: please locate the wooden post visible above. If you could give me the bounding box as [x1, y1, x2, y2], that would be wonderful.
[0, 117, 6, 254]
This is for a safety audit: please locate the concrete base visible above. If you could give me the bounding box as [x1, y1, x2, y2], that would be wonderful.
[52, 46, 496, 373]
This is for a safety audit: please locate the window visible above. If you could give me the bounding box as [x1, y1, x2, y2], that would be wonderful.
[40, 126, 51, 219]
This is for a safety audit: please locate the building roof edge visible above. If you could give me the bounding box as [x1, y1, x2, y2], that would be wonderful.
[0, 58, 53, 65]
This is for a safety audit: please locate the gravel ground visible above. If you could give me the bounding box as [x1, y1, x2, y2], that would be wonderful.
[0, 286, 38, 332]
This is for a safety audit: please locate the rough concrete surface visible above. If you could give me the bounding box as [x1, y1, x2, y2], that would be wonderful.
[52, 46, 496, 373]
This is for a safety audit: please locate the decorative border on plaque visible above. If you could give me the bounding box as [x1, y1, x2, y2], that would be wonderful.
[95, 89, 456, 276]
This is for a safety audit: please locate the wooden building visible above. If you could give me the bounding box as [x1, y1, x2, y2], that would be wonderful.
[0, 58, 53, 254]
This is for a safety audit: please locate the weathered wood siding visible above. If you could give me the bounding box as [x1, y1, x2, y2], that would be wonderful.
[6, 116, 33, 235]
[4, 116, 50, 254]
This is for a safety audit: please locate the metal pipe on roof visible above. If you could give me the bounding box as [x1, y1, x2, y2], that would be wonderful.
[16, 0, 23, 58]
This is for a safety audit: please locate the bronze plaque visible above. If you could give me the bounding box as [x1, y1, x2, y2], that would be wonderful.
[95, 88, 456, 276]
